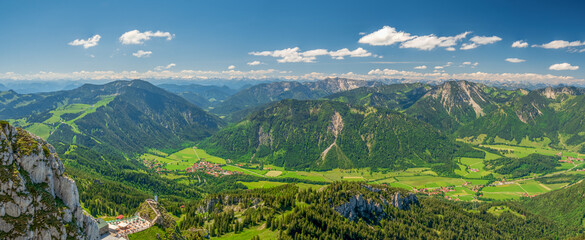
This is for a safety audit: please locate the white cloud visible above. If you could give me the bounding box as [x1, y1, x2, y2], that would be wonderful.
[506, 58, 526, 63]
[460, 43, 478, 50]
[549, 63, 579, 71]
[302, 49, 329, 57]
[329, 48, 372, 59]
[400, 33, 469, 51]
[1, 68, 582, 86]
[533, 40, 584, 49]
[247, 61, 263, 66]
[132, 50, 152, 58]
[434, 66, 444, 69]
[359, 26, 470, 51]
[358, 26, 414, 46]
[68, 35, 101, 48]
[365, 68, 582, 85]
[470, 36, 502, 45]
[512, 40, 528, 48]
[228, 65, 236, 70]
[462, 62, 472, 65]
[460, 36, 502, 50]
[249, 47, 375, 63]
[414, 65, 427, 69]
[119, 30, 174, 45]
[154, 63, 176, 71]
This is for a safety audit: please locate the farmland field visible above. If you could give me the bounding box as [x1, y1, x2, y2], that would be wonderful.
[144, 144, 585, 203]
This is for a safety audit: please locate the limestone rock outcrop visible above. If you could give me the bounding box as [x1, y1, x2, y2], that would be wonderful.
[0, 122, 99, 240]
[334, 187, 418, 223]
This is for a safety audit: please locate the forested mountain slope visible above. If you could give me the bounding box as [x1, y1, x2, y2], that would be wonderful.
[325, 82, 430, 110]
[202, 99, 478, 173]
[178, 182, 579, 240]
[211, 77, 382, 119]
[158, 83, 237, 109]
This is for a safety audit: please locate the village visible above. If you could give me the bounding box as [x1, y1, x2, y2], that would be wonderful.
[185, 160, 240, 177]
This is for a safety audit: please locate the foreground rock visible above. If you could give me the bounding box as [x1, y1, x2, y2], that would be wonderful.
[0, 121, 98, 240]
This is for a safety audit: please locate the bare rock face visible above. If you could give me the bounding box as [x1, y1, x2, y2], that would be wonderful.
[334, 187, 418, 223]
[0, 122, 99, 240]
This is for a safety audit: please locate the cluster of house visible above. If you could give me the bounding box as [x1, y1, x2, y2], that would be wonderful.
[444, 195, 460, 201]
[413, 186, 456, 196]
[470, 185, 484, 192]
[522, 193, 537, 198]
[142, 159, 167, 173]
[559, 156, 585, 164]
[185, 161, 240, 177]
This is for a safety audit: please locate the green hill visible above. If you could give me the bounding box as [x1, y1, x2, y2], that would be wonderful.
[211, 77, 381, 121]
[325, 82, 430, 110]
[202, 99, 476, 173]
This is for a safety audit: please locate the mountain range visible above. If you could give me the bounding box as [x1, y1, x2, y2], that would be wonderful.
[5, 78, 585, 239]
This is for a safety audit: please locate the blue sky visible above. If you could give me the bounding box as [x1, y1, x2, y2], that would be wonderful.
[1, 0, 585, 85]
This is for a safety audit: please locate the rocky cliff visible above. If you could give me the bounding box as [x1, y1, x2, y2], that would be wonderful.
[334, 187, 418, 223]
[0, 122, 98, 240]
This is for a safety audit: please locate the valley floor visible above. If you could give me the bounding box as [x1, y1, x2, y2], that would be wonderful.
[141, 141, 585, 203]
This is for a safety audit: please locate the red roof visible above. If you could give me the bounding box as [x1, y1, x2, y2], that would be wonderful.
[116, 215, 124, 220]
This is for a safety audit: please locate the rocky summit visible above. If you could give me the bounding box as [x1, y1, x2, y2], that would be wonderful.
[0, 122, 98, 240]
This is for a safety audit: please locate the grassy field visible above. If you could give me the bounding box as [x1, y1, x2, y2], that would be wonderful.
[143, 144, 585, 203]
[11, 95, 115, 139]
[445, 187, 476, 201]
[265, 171, 283, 177]
[128, 225, 166, 240]
[239, 181, 326, 190]
[213, 224, 278, 240]
[140, 147, 226, 171]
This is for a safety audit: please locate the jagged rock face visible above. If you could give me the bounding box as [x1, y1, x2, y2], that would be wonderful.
[538, 86, 584, 100]
[307, 77, 381, 93]
[0, 122, 98, 240]
[427, 80, 490, 118]
[334, 189, 418, 223]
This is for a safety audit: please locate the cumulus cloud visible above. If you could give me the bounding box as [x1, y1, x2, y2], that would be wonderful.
[549, 63, 579, 71]
[247, 61, 263, 66]
[228, 65, 236, 70]
[68, 35, 101, 48]
[154, 63, 176, 71]
[119, 30, 174, 45]
[460, 36, 502, 50]
[506, 58, 525, 63]
[249, 47, 374, 63]
[470, 36, 502, 45]
[512, 40, 528, 48]
[358, 26, 414, 46]
[414, 65, 427, 69]
[132, 50, 152, 58]
[329, 48, 372, 59]
[533, 40, 585, 49]
[1, 68, 582, 86]
[401, 32, 470, 51]
[365, 68, 582, 85]
[359, 26, 471, 51]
